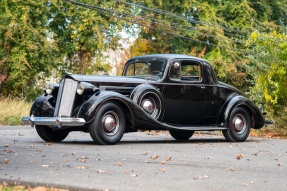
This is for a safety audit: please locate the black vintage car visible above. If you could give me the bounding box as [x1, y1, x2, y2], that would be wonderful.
[22, 54, 272, 144]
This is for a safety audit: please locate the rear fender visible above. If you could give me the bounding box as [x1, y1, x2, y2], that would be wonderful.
[217, 94, 264, 129]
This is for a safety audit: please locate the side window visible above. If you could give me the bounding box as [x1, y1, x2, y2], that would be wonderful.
[135, 63, 148, 76]
[180, 62, 201, 81]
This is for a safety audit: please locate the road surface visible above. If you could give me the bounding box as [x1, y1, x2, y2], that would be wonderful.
[0, 126, 286, 190]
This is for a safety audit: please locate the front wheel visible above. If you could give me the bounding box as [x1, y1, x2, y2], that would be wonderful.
[89, 101, 126, 145]
[169, 130, 194, 140]
[35, 125, 69, 142]
[222, 107, 251, 142]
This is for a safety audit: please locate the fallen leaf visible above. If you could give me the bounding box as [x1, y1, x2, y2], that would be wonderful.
[123, 159, 127, 161]
[194, 175, 209, 180]
[142, 153, 148, 155]
[182, 155, 186, 157]
[151, 155, 159, 160]
[56, 168, 59, 170]
[159, 169, 166, 172]
[204, 158, 210, 160]
[198, 143, 205, 145]
[160, 161, 165, 164]
[3, 144, 8, 147]
[71, 152, 76, 155]
[48, 143, 52, 145]
[167, 157, 171, 161]
[96, 169, 106, 173]
[2, 159, 8, 164]
[125, 171, 128, 174]
[278, 163, 283, 166]
[113, 162, 121, 166]
[131, 154, 136, 156]
[184, 161, 188, 164]
[243, 183, 248, 186]
[77, 166, 90, 169]
[95, 159, 102, 161]
[235, 154, 243, 159]
[78, 160, 86, 162]
[64, 160, 68, 162]
[81, 156, 85, 159]
[130, 174, 137, 177]
[144, 161, 148, 163]
[226, 167, 235, 171]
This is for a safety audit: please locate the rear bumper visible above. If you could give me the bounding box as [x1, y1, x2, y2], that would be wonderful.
[264, 118, 274, 127]
[22, 115, 86, 128]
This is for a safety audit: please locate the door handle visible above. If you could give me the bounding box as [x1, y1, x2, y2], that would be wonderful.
[200, 86, 205, 89]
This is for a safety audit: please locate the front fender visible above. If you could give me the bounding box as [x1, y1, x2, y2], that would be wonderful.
[30, 94, 55, 117]
[77, 91, 134, 124]
[217, 94, 264, 129]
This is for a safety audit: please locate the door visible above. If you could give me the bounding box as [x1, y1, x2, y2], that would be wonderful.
[162, 60, 205, 124]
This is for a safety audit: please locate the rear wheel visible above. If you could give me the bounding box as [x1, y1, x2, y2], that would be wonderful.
[222, 107, 251, 142]
[89, 101, 126, 145]
[169, 130, 194, 140]
[35, 125, 69, 142]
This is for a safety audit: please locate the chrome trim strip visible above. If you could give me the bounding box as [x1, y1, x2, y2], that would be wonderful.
[22, 116, 86, 128]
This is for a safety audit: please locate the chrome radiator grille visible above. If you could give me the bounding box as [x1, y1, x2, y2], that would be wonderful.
[54, 79, 78, 117]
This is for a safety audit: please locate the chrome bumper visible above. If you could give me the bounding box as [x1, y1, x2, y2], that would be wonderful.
[22, 115, 86, 128]
[264, 118, 274, 127]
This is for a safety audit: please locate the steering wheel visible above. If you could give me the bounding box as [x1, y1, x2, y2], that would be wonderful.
[151, 71, 162, 76]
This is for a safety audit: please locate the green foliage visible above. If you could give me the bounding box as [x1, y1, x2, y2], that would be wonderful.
[0, 0, 123, 99]
[123, 0, 287, 90]
[245, 30, 287, 115]
[0, 0, 57, 98]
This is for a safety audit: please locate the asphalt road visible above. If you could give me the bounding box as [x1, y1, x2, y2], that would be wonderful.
[0, 126, 286, 191]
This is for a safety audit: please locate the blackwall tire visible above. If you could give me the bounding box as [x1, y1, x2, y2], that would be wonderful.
[89, 101, 126, 145]
[35, 125, 69, 142]
[223, 107, 251, 142]
[131, 85, 164, 120]
[169, 130, 194, 140]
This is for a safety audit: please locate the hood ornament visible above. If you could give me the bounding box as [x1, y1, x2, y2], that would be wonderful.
[146, 74, 150, 85]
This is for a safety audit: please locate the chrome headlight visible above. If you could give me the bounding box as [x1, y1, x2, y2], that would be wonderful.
[46, 83, 54, 95]
[77, 83, 85, 95]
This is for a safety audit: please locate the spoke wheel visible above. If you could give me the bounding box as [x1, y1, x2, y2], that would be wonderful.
[223, 107, 251, 142]
[89, 101, 125, 145]
[169, 130, 194, 140]
[35, 125, 69, 142]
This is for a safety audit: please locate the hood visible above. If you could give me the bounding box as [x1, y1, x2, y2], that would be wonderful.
[66, 74, 156, 84]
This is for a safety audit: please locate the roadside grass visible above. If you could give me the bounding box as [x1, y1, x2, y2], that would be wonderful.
[0, 97, 32, 126]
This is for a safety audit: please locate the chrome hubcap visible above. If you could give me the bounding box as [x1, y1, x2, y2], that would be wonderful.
[141, 99, 154, 114]
[233, 114, 246, 134]
[102, 111, 119, 136]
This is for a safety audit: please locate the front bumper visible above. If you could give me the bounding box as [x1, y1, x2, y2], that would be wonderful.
[22, 115, 86, 128]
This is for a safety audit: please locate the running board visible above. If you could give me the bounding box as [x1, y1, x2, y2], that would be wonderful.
[162, 123, 227, 131]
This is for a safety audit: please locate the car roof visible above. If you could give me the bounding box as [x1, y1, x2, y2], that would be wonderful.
[126, 54, 209, 63]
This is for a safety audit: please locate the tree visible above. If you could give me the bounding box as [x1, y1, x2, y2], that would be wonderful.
[0, 0, 58, 99]
[245, 30, 287, 116]
[48, 0, 127, 75]
[120, 0, 287, 90]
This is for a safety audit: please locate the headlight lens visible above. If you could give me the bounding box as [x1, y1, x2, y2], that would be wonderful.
[77, 83, 85, 95]
[46, 83, 54, 95]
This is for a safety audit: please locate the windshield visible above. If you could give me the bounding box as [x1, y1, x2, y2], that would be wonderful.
[124, 60, 166, 79]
